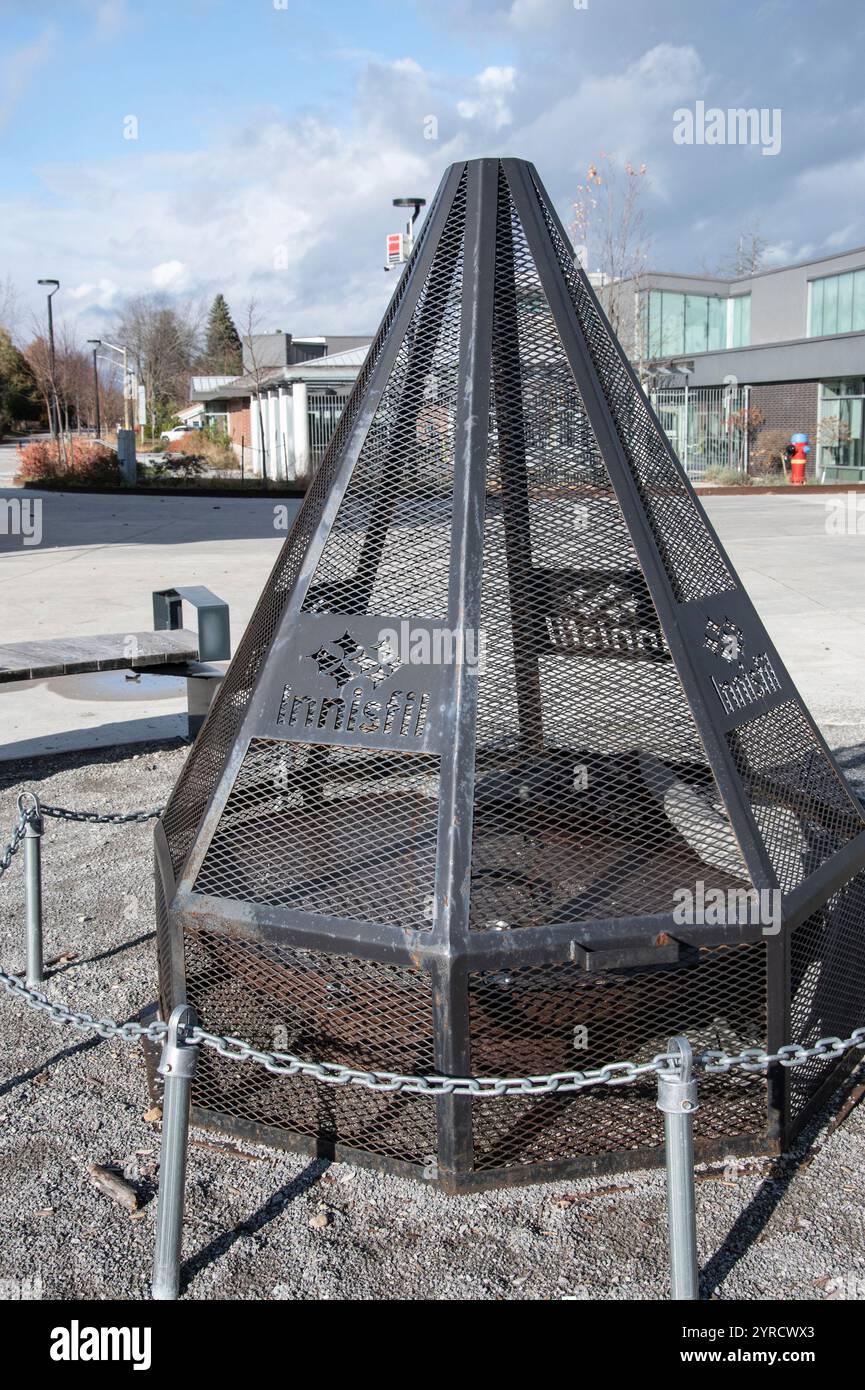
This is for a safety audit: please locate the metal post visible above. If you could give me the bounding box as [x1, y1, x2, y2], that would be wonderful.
[657, 1035, 700, 1300]
[91, 345, 101, 438]
[152, 1004, 199, 1301]
[19, 794, 44, 988]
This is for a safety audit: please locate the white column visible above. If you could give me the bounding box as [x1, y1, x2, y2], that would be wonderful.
[249, 396, 262, 476]
[292, 380, 310, 484]
[264, 391, 277, 480]
[278, 387, 290, 480]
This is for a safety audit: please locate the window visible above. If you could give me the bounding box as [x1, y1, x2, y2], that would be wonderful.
[817, 378, 865, 476]
[642, 289, 748, 357]
[731, 294, 751, 348]
[809, 268, 865, 336]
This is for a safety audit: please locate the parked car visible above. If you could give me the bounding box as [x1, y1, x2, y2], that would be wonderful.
[160, 422, 203, 442]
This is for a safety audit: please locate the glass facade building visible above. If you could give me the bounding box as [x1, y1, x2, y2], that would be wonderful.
[809, 269, 865, 337]
[642, 289, 751, 357]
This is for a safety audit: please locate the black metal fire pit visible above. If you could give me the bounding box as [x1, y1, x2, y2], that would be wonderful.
[152, 157, 865, 1191]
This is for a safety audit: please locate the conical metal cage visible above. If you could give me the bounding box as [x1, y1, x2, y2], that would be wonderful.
[153, 158, 865, 1190]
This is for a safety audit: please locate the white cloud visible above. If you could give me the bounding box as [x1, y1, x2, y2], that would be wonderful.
[3, 17, 861, 345]
[0, 26, 57, 134]
[67, 277, 120, 307]
[83, 0, 130, 41]
[457, 65, 517, 128]
[507, 0, 562, 30]
[151, 260, 188, 290]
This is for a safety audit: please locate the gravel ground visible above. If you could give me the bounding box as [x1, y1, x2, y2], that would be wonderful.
[0, 742, 863, 1303]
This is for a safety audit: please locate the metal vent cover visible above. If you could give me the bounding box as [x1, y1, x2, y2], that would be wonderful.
[155, 158, 865, 1190]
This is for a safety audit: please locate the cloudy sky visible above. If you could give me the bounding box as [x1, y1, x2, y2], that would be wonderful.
[2, 0, 864, 343]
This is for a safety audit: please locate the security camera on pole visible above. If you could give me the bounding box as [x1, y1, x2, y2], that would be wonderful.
[384, 196, 427, 272]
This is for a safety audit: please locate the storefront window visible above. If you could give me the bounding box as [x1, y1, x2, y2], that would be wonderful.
[817, 378, 865, 475]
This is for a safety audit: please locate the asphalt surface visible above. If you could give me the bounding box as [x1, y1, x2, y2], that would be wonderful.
[1, 488, 863, 761]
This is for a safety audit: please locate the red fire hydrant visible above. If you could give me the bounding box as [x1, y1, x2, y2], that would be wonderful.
[790, 432, 809, 486]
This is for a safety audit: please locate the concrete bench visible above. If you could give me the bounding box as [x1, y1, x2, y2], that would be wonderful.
[0, 586, 231, 739]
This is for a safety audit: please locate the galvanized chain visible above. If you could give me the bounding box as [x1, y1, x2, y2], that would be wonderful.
[0, 791, 864, 1096]
[0, 805, 30, 881]
[39, 804, 165, 825]
[0, 955, 862, 1094]
[0, 966, 167, 1043]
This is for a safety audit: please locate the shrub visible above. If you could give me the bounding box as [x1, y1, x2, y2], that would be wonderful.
[14, 438, 121, 487]
[702, 466, 752, 486]
[165, 431, 237, 470]
[140, 456, 208, 484]
[750, 427, 790, 477]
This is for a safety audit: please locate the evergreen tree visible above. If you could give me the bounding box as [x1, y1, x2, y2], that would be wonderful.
[205, 294, 243, 375]
[0, 328, 42, 434]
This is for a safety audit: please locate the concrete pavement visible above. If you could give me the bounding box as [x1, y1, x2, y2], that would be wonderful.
[0, 486, 863, 763]
[0, 440, 23, 486]
[0, 488, 297, 760]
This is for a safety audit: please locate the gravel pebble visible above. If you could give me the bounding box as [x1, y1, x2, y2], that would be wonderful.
[0, 742, 863, 1301]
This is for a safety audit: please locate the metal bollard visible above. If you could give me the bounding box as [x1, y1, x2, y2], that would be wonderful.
[657, 1035, 700, 1300]
[19, 794, 44, 989]
[152, 1004, 199, 1301]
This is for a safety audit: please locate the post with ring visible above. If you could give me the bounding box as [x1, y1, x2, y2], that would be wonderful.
[19, 793, 44, 989]
[152, 1004, 199, 1301]
[657, 1035, 700, 1300]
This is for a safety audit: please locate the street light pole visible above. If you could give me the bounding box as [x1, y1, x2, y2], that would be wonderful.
[87, 339, 102, 438]
[101, 339, 131, 430]
[37, 279, 60, 438]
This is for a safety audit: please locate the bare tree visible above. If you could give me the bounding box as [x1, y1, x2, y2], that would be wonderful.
[572, 154, 652, 369]
[113, 293, 201, 443]
[716, 223, 767, 278]
[22, 327, 56, 439]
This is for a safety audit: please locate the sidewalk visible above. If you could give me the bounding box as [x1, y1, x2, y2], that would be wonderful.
[0, 488, 863, 765]
[0, 489, 298, 761]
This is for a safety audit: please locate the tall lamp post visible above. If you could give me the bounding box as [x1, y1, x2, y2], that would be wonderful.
[86, 339, 102, 439]
[101, 339, 131, 430]
[37, 278, 60, 438]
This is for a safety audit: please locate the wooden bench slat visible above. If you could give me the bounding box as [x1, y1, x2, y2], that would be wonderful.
[0, 629, 201, 683]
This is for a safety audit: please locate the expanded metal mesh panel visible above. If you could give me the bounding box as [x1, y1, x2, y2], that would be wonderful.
[159, 177, 451, 881]
[469, 180, 748, 930]
[789, 872, 865, 1124]
[185, 928, 437, 1163]
[155, 159, 865, 1189]
[470, 944, 768, 1167]
[530, 174, 735, 606]
[727, 702, 865, 893]
[194, 738, 440, 929]
[154, 856, 172, 1018]
[301, 171, 465, 619]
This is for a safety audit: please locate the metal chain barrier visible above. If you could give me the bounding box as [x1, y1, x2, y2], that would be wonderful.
[2, 789, 865, 1302]
[40, 804, 165, 825]
[1, 792, 864, 1094]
